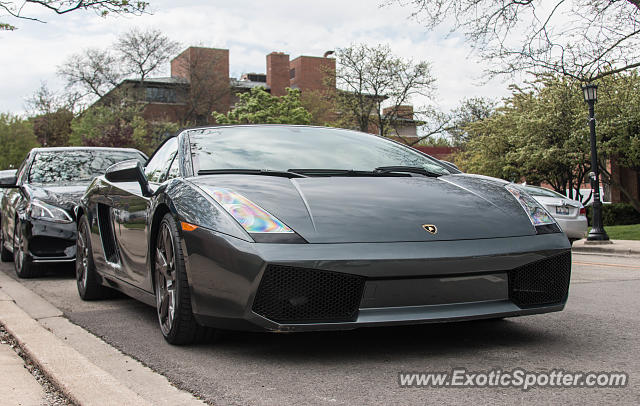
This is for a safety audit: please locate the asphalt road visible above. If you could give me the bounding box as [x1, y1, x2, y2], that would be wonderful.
[1, 253, 639, 405]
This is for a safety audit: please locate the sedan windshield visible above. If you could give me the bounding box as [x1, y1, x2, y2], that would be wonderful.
[29, 150, 146, 184]
[188, 126, 450, 176]
[521, 185, 567, 199]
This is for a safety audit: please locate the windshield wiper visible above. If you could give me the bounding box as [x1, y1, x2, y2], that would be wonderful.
[198, 169, 307, 178]
[288, 168, 415, 177]
[287, 168, 372, 177]
[374, 166, 444, 177]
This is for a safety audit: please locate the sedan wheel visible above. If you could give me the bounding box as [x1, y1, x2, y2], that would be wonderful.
[154, 214, 210, 345]
[0, 220, 12, 262]
[13, 220, 38, 278]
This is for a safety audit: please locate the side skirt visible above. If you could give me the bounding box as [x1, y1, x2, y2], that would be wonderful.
[102, 275, 156, 307]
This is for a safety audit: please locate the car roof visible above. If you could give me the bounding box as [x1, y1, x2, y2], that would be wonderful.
[31, 147, 143, 153]
[178, 123, 368, 135]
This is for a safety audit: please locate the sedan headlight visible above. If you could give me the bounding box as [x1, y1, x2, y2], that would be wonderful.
[205, 188, 293, 233]
[28, 199, 73, 223]
[505, 184, 555, 226]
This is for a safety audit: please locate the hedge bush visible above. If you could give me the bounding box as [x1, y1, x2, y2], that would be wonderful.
[586, 203, 640, 226]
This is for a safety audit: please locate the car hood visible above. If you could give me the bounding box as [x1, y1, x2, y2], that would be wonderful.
[191, 173, 537, 243]
[26, 183, 89, 211]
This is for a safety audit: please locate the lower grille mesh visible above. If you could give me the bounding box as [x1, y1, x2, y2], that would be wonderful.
[252, 265, 365, 323]
[509, 252, 571, 307]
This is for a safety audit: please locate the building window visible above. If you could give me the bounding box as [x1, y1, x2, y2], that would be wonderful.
[290, 68, 296, 79]
[145, 87, 177, 103]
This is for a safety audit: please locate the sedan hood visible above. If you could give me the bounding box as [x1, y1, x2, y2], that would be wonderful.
[26, 183, 89, 211]
[192, 174, 537, 243]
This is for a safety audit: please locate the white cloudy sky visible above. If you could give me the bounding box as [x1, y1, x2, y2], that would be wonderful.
[0, 0, 513, 115]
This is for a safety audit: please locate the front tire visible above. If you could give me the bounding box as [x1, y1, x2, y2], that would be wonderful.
[76, 215, 109, 300]
[13, 220, 39, 278]
[154, 214, 211, 345]
[0, 219, 12, 262]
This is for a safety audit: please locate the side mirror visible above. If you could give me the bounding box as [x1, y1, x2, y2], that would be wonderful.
[105, 160, 153, 197]
[0, 175, 17, 188]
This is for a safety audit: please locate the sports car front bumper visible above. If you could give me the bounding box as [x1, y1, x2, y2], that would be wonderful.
[182, 228, 571, 332]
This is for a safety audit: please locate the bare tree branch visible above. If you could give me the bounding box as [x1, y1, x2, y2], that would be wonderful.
[388, 0, 640, 81]
[116, 28, 180, 82]
[1, 0, 148, 30]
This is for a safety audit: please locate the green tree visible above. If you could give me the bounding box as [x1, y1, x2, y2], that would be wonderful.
[456, 73, 640, 207]
[447, 97, 496, 146]
[71, 104, 176, 155]
[0, 113, 39, 169]
[26, 83, 76, 147]
[299, 89, 339, 127]
[32, 109, 73, 147]
[213, 87, 312, 125]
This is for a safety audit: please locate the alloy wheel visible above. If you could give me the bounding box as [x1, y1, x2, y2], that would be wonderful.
[14, 223, 24, 271]
[155, 222, 177, 336]
[76, 226, 89, 288]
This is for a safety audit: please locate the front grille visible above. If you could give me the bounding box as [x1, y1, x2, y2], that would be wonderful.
[509, 252, 571, 307]
[252, 265, 366, 323]
[29, 236, 74, 257]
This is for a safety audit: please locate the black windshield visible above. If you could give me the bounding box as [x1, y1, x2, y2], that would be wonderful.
[29, 150, 146, 184]
[188, 126, 450, 176]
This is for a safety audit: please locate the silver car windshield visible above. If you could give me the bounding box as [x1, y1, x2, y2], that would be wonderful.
[521, 185, 567, 199]
[188, 126, 450, 175]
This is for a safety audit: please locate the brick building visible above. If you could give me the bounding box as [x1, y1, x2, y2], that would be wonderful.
[99, 47, 341, 125]
[98, 46, 420, 138]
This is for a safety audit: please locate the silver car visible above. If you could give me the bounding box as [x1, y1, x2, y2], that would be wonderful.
[520, 184, 588, 242]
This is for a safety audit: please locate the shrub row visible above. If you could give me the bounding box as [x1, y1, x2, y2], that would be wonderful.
[586, 203, 640, 226]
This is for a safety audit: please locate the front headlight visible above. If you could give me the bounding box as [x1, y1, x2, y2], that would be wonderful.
[505, 184, 555, 226]
[205, 188, 294, 233]
[28, 199, 73, 223]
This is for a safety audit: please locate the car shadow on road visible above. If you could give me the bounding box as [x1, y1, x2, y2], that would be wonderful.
[201, 316, 569, 363]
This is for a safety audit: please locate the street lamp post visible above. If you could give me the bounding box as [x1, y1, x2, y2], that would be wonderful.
[582, 83, 609, 241]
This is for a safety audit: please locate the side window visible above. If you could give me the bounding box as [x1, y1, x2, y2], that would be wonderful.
[145, 138, 178, 183]
[166, 155, 181, 180]
[15, 155, 30, 185]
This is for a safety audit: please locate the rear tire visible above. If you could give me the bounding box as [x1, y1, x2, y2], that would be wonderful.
[0, 219, 12, 262]
[154, 213, 212, 345]
[76, 215, 109, 300]
[13, 220, 39, 278]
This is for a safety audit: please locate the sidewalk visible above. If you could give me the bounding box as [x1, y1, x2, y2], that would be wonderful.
[572, 239, 640, 256]
[0, 336, 45, 406]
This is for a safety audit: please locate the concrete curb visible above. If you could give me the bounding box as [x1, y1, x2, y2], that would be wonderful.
[0, 299, 150, 406]
[0, 270, 207, 406]
[572, 239, 640, 257]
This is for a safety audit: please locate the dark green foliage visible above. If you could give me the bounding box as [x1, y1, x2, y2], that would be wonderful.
[587, 203, 640, 226]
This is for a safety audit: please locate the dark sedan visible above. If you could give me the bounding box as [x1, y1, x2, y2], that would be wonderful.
[0, 147, 147, 277]
[74, 125, 571, 345]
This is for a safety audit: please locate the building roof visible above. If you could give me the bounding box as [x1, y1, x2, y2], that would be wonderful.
[230, 78, 270, 90]
[122, 77, 189, 85]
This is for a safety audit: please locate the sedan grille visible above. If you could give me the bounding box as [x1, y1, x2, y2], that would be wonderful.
[252, 265, 365, 323]
[509, 251, 571, 307]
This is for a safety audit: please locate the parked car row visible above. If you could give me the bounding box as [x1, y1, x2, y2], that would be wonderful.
[0, 125, 572, 345]
[0, 148, 147, 276]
